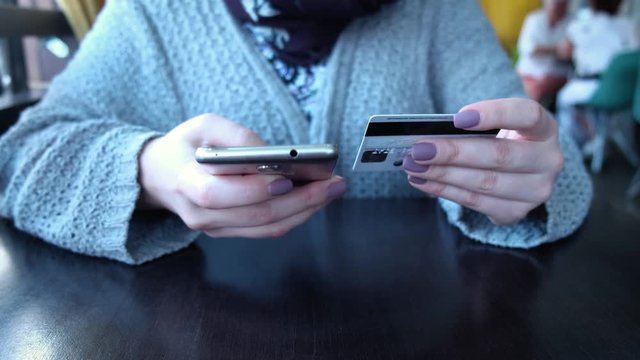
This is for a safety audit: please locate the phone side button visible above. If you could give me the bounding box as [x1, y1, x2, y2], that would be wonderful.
[257, 164, 282, 173]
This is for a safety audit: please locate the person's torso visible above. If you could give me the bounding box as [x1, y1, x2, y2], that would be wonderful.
[120, 0, 519, 199]
[532, 11, 568, 47]
[135, 0, 444, 198]
[569, 10, 637, 76]
[516, 10, 570, 77]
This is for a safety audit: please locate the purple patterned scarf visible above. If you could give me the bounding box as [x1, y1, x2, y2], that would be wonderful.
[224, 0, 397, 66]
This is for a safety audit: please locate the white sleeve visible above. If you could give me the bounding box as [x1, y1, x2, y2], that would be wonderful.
[518, 14, 538, 56]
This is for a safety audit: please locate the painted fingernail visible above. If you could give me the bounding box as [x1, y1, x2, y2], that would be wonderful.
[454, 110, 480, 129]
[412, 143, 437, 161]
[402, 155, 430, 173]
[269, 179, 293, 196]
[327, 180, 347, 200]
[408, 176, 427, 185]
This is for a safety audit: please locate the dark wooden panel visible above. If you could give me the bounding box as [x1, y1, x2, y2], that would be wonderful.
[0, 5, 72, 37]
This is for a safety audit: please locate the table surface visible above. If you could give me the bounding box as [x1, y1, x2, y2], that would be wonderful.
[1, 193, 640, 359]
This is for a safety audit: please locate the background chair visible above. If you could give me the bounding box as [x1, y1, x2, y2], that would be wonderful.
[626, 65, 640, 198]
[585, 51, 640, 173]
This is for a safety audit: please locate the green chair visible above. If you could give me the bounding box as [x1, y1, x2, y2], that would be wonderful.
[626, 61, 640, 199]
[585, 50, 640, 173]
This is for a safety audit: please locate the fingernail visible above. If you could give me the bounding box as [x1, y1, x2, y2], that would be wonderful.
[269, 179, 293, 196]
[412, 143, 437, 161]
[402, 155, 430, 173]
[408, 176, 427, 185]
[327, 180, 347, 200]
[454, 110, 480, 129]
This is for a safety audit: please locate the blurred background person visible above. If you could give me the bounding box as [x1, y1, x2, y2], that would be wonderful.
[517, 0, 572, 105]
[556, 0, 639, 146]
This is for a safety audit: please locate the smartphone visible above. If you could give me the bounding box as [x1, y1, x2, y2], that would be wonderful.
[195, 144, 339, 181]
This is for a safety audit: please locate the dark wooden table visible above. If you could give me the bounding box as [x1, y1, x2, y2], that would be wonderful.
[1, 195, 639, 359]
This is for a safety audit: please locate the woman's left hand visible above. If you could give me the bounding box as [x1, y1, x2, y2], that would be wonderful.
[403, 98, 564, 225]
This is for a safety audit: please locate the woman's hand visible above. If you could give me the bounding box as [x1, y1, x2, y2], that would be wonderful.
[138, 113, 346, 238]
[403, 98, 564, 225]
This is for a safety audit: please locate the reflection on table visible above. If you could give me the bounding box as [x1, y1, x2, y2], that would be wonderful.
[0, 199, 638, 359]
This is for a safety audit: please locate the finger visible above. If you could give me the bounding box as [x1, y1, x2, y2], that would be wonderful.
[410, 137, 562, 173]
[407, 176, 536, 225]
[456, 98, 556, 141]
[182, 177, 346, 229]
[176, 113, 265, 147]
[203, 204, 325, 239]
[403, 161, 554, 203]
[177, 163, 293, 209]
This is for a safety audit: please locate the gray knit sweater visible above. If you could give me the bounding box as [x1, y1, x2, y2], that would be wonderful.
[0, 0, 592, 264]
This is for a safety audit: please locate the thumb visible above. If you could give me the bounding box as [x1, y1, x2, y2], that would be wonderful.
[177, 113, 266, 147]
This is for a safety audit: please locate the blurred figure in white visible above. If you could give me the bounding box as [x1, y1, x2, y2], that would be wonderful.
[556, 0, 639, 145]
[517, 0, 572, 104]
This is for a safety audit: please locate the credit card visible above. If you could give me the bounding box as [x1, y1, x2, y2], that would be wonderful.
[352, 114, 499, 172]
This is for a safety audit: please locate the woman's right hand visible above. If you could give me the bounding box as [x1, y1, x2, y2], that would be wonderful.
[137, 113, 347, 238]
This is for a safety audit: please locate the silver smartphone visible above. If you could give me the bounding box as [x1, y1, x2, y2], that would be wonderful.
[195, 144, 339, 181]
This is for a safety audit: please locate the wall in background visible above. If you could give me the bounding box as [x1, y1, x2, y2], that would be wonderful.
[626, 0, 640, 24]
[480, 0, 541, 54]
[16, 0, 77, 89]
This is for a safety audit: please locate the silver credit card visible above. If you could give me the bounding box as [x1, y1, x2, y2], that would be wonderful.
[352, 114, 498, 172]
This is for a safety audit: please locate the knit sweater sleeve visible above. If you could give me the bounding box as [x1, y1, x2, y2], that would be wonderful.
[0, 0, 199, 264]
[428, 0, 593, 248]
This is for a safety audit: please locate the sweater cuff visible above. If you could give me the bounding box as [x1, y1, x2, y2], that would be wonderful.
[438, 198, 547, 248]
[97, 128, 199, 264]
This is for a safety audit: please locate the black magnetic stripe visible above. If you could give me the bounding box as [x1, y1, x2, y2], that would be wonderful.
[365, 121, 499, 136]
